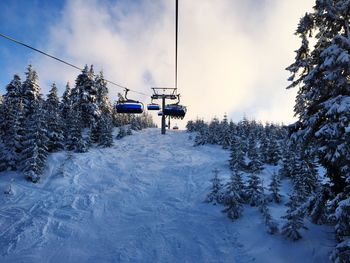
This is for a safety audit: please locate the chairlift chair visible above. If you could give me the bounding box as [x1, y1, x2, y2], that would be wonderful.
[163, 94, 187, 119]
[115, 89, 144, 114]
[147, 99, 160, 111]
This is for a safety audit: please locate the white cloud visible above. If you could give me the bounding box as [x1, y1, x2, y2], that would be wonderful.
[33, 0, 314, 126]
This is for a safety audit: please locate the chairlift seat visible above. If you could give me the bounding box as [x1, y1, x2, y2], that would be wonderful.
[147, 103, 160, 111]
[116, 101, 143, 114]
[163, 104, 186, 119]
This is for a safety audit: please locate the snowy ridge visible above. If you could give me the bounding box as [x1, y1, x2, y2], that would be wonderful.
[0, 129, 332, 262]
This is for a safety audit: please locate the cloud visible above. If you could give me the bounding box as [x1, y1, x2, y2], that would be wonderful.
[32, 0, 314, 126]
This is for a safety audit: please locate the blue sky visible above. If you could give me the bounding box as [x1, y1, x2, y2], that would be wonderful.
[0, 0, 314, 125]
[0, 0, 65, 88]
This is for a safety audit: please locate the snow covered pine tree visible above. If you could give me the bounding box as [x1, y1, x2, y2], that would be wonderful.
[205, 168, 224, 205]
[287, 1, 350, 259]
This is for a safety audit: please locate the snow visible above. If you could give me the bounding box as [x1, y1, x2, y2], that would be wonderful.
[0, 129, 333, 262]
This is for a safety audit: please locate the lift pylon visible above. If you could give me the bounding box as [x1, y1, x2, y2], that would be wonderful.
[151, 87, 178, 134]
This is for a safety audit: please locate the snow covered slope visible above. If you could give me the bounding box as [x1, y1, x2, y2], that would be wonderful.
[0, 129, 333, 262]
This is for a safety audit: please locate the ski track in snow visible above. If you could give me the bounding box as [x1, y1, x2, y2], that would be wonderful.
[0, 129, 251, 263]
[0, 129, 332, 263]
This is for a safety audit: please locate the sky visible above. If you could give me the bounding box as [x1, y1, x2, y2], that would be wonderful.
[0, 0, 315, 126]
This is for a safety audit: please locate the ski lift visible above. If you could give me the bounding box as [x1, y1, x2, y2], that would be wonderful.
[115, 89, 144, 114]
[147, 99, 160, 111]
[163, 95, 187, 119]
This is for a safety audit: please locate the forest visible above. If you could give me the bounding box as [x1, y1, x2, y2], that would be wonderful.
[0, 64, 154, 182]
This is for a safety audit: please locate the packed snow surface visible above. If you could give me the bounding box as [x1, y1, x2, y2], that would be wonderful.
[0, 129, 333, 262]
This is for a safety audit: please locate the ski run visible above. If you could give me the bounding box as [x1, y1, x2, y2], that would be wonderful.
[0, 128, 333, 262]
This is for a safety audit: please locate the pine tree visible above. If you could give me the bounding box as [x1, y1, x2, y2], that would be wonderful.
[186, 120, 195, 132]
[1, 74, 23, 169]
[260, 194, 279, 234]
[131, 116, 142, 131]
[308, 185, 332, 225]
[0, 137, 9, 171]
[20, 65, 48, 182]
[222, 171, 244, 220]
[287, 3, 350, 256]
[246, 172, 264, 207]
[45, 83, 64, 152]
[65, 107, 87, 152]
[259, 133, 269, 164]
[220, 114, 231, 149]
[21, 65, 41, 118]
[94, 72, 113, 147]
[291, 155, 318, 201]
[328, 184, 350, 262]
[72, 65, 98, 129]
[116, 126, 127, 140]
[194, 125, 210, 146]
[21, 104, 48, 183]
[247, 144, 263, 174]
[269, 172, 282, 203]
[265, 137, 281, 165]
[281, 193, 305, 241]
[229, 136, 246, 171]
[205, 169, 224, 205]
[287, 0, 350, 195]
[97, 112, 113, 147]
[208, 117, 221, 144]
[60, 82, 72, 140]
[279, 143, 295, 178]
[126, 126, 132, 136]
[247, 135, 257, 161]
[13, 102, 26, 168]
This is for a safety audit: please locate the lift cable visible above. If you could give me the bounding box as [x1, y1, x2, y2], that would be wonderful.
[0, 32, 150, 97]
[175, 0, 178, 91]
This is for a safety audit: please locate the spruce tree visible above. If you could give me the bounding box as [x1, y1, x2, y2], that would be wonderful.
[205, 169, 224, 205]
[94, 72, 113, 147]
[126, 126, 132, 136]
[265, 137, 281, 165]
[0, 137, 9, 171]
[291, 155, 318, 201]
[194, 125, 209, 146]
[208, 117, 221, 144]
[220, 114, 231, 149]
[20, 65, 48, 182]
[73, 65, 98, 129]
[308, 185, 331, 225]
[222, 171, 244, 220]
[269, 172, 282, 203]
[116, 126, 127, 140]
[2, 74, 23, 169]
[260, 194, 279, 234]
[60, 82, 72, 140]
[246, 172, 264, 207]
[259, 133, 269, 164]
[229, 136, 246, 171]
[281, 193, 305, 241]
[247, 143, 263, 174]
[287, 0, 350, 195]
[21, 104, 48, 183]
[45, 83, 64, 152]
[330, 195, 350, 263]
[287, 3, 350, 256]
[279, 143, 295, 178]
[21, 65, 41, 118]
[65, 107, 87, 153]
